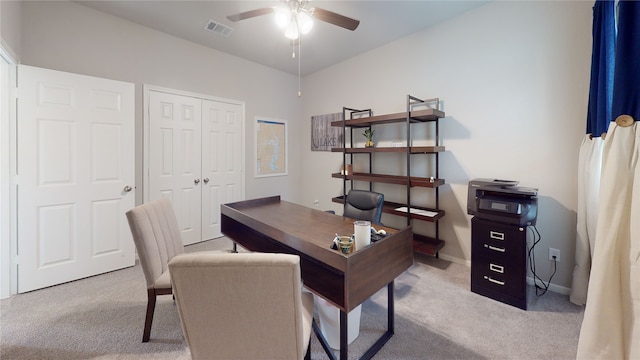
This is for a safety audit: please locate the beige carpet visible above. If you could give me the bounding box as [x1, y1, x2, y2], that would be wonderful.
[1, 237, 583, 359]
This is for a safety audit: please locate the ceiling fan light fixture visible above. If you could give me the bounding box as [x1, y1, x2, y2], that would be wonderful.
[298, 11, 313, 35]
[274, 7, 291, 28]
[284, 22, 299, 40]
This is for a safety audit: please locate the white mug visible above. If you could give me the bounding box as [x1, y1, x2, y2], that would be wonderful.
[354, 220, 371, 251]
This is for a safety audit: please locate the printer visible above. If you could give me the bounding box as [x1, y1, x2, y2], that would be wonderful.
[467, 178, 538, 226]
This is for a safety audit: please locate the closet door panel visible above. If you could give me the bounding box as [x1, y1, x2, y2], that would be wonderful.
[202, 100, 243, 240]
[148, 90, 202, 245]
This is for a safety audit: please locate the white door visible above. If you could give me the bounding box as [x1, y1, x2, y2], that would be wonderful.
[17, 65, 135, 293]
[148, 90, 202, 245]
[201, 100, 244, 239]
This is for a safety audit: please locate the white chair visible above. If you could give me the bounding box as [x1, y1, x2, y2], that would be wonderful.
[169, 252, 314, 360]
[125, 198, 185, 342]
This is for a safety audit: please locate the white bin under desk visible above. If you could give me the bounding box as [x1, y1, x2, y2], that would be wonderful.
[315, 295, 362, 350]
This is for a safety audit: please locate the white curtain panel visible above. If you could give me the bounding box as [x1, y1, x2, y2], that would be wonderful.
[577, 121, 639, 359]
[570, 135, 605, 306]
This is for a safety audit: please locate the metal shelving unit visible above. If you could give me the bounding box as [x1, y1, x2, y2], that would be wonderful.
[331, 95, 446, 257]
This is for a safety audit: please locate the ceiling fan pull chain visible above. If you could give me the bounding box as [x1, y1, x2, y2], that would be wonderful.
[298, 33, 302, 97]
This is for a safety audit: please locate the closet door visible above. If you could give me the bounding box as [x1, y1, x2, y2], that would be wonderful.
[148, 90, 202, 245]
[201, 100, 244, 240]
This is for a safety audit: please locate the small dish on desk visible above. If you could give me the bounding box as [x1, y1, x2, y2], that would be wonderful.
[370, 227, 389, 242]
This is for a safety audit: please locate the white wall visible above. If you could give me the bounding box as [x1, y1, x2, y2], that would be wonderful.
[0, 0, 22, 61]
[20, 0, 304, 205]
[301, 1, 592, 291]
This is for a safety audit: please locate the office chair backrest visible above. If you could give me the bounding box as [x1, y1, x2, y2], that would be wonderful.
[126, 197, 184, 289]
[169, 252, 313, 360]
[343, 189, 384, 224]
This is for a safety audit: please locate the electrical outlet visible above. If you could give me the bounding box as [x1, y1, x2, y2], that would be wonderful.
[313, 200, 319, 208]
[549, 248, 561, 262]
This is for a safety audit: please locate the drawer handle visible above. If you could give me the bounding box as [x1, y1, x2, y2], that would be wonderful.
[490, 231, 505, 240]
[484, 244, 506, 253]
[484, 276, 505, 286]
[489, 263, 504, 273]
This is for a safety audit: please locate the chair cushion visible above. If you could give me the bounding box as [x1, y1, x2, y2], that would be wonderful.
[154, 250, 226, 290]
[153, 269, 172, 290]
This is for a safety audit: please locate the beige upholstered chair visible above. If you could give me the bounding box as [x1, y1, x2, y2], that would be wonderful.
[125, 198, 185, 342]
[169, 252, 314, 360]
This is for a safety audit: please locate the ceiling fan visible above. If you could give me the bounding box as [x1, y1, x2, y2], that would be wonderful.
[226, 0, 360, 40]
[226, 0, 359, 97]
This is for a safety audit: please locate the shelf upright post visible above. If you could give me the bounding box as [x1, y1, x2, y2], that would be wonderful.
[341, 107, 373, 208]
[405, 95, 413, 225]
[434, 100, 440, 246]
[341, 107, 348, 204]
[366, 108, 373, 191]
[423, 96, 441, 247]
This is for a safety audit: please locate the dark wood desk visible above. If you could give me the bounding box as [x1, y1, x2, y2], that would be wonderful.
[221, 196, 414, 360]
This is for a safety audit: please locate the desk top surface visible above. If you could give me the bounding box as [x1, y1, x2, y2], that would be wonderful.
[222, 196, 405, 257]
[221, 196, 414, 311]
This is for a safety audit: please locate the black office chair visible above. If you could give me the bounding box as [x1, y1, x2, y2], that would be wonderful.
[343, 189, 384, 224]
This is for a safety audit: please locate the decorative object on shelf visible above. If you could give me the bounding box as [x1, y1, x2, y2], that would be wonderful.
[340, 164, 352, 175]
[363, 128, 375, 148]
[311, 113, 343, 151]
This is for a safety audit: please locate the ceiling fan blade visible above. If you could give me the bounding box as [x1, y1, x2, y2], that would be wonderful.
[226, 8, 275, 22]
[312, 7, 360, 31]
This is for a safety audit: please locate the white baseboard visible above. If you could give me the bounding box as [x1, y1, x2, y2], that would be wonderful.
[438, 253, 471, 267]
[527, 277, 571, 295]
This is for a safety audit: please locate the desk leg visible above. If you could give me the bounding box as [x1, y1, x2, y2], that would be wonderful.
[340, 310, 348, 360]
[388, 280, 395, 334]
[315, 281, 395, 360]
[312, 320, 336, 360]
[360, 281, 395, 360]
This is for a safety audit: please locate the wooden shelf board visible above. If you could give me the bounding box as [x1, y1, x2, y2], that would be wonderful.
[332, 146, 445, 154]
[331, 172, 445, 188]
[330, 108, 445, 128]
[332, 196, 346, 204]
[330, 197, 444, 222]
[382, 201, 445, 222]
[413, 234, 445, 257]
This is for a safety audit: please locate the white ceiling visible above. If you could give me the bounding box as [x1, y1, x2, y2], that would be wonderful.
[75, 1, 489, 76]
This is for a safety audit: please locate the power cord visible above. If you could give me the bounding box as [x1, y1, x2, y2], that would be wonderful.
[527, 225, 557, 296]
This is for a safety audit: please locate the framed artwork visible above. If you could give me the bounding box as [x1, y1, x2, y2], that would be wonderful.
[255, 117, 287, 177]
[311, 113, 343, 151]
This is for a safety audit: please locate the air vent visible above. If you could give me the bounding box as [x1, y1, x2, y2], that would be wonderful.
[204, 20, 233, 37]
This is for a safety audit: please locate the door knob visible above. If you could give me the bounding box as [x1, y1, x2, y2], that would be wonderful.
[203, 178, 210, 184]
[123, 185, 132, 192]
[194, 179, 200, 184]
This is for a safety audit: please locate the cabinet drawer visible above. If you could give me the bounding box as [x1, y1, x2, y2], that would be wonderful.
[471, 256, 525, 296]
[471, 218, 525, 262]
[471, 239, 524, 265]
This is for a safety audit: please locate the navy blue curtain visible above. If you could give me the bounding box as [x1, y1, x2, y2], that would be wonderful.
[586, 0, 615, 136]
[611, 0, 640, 122]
